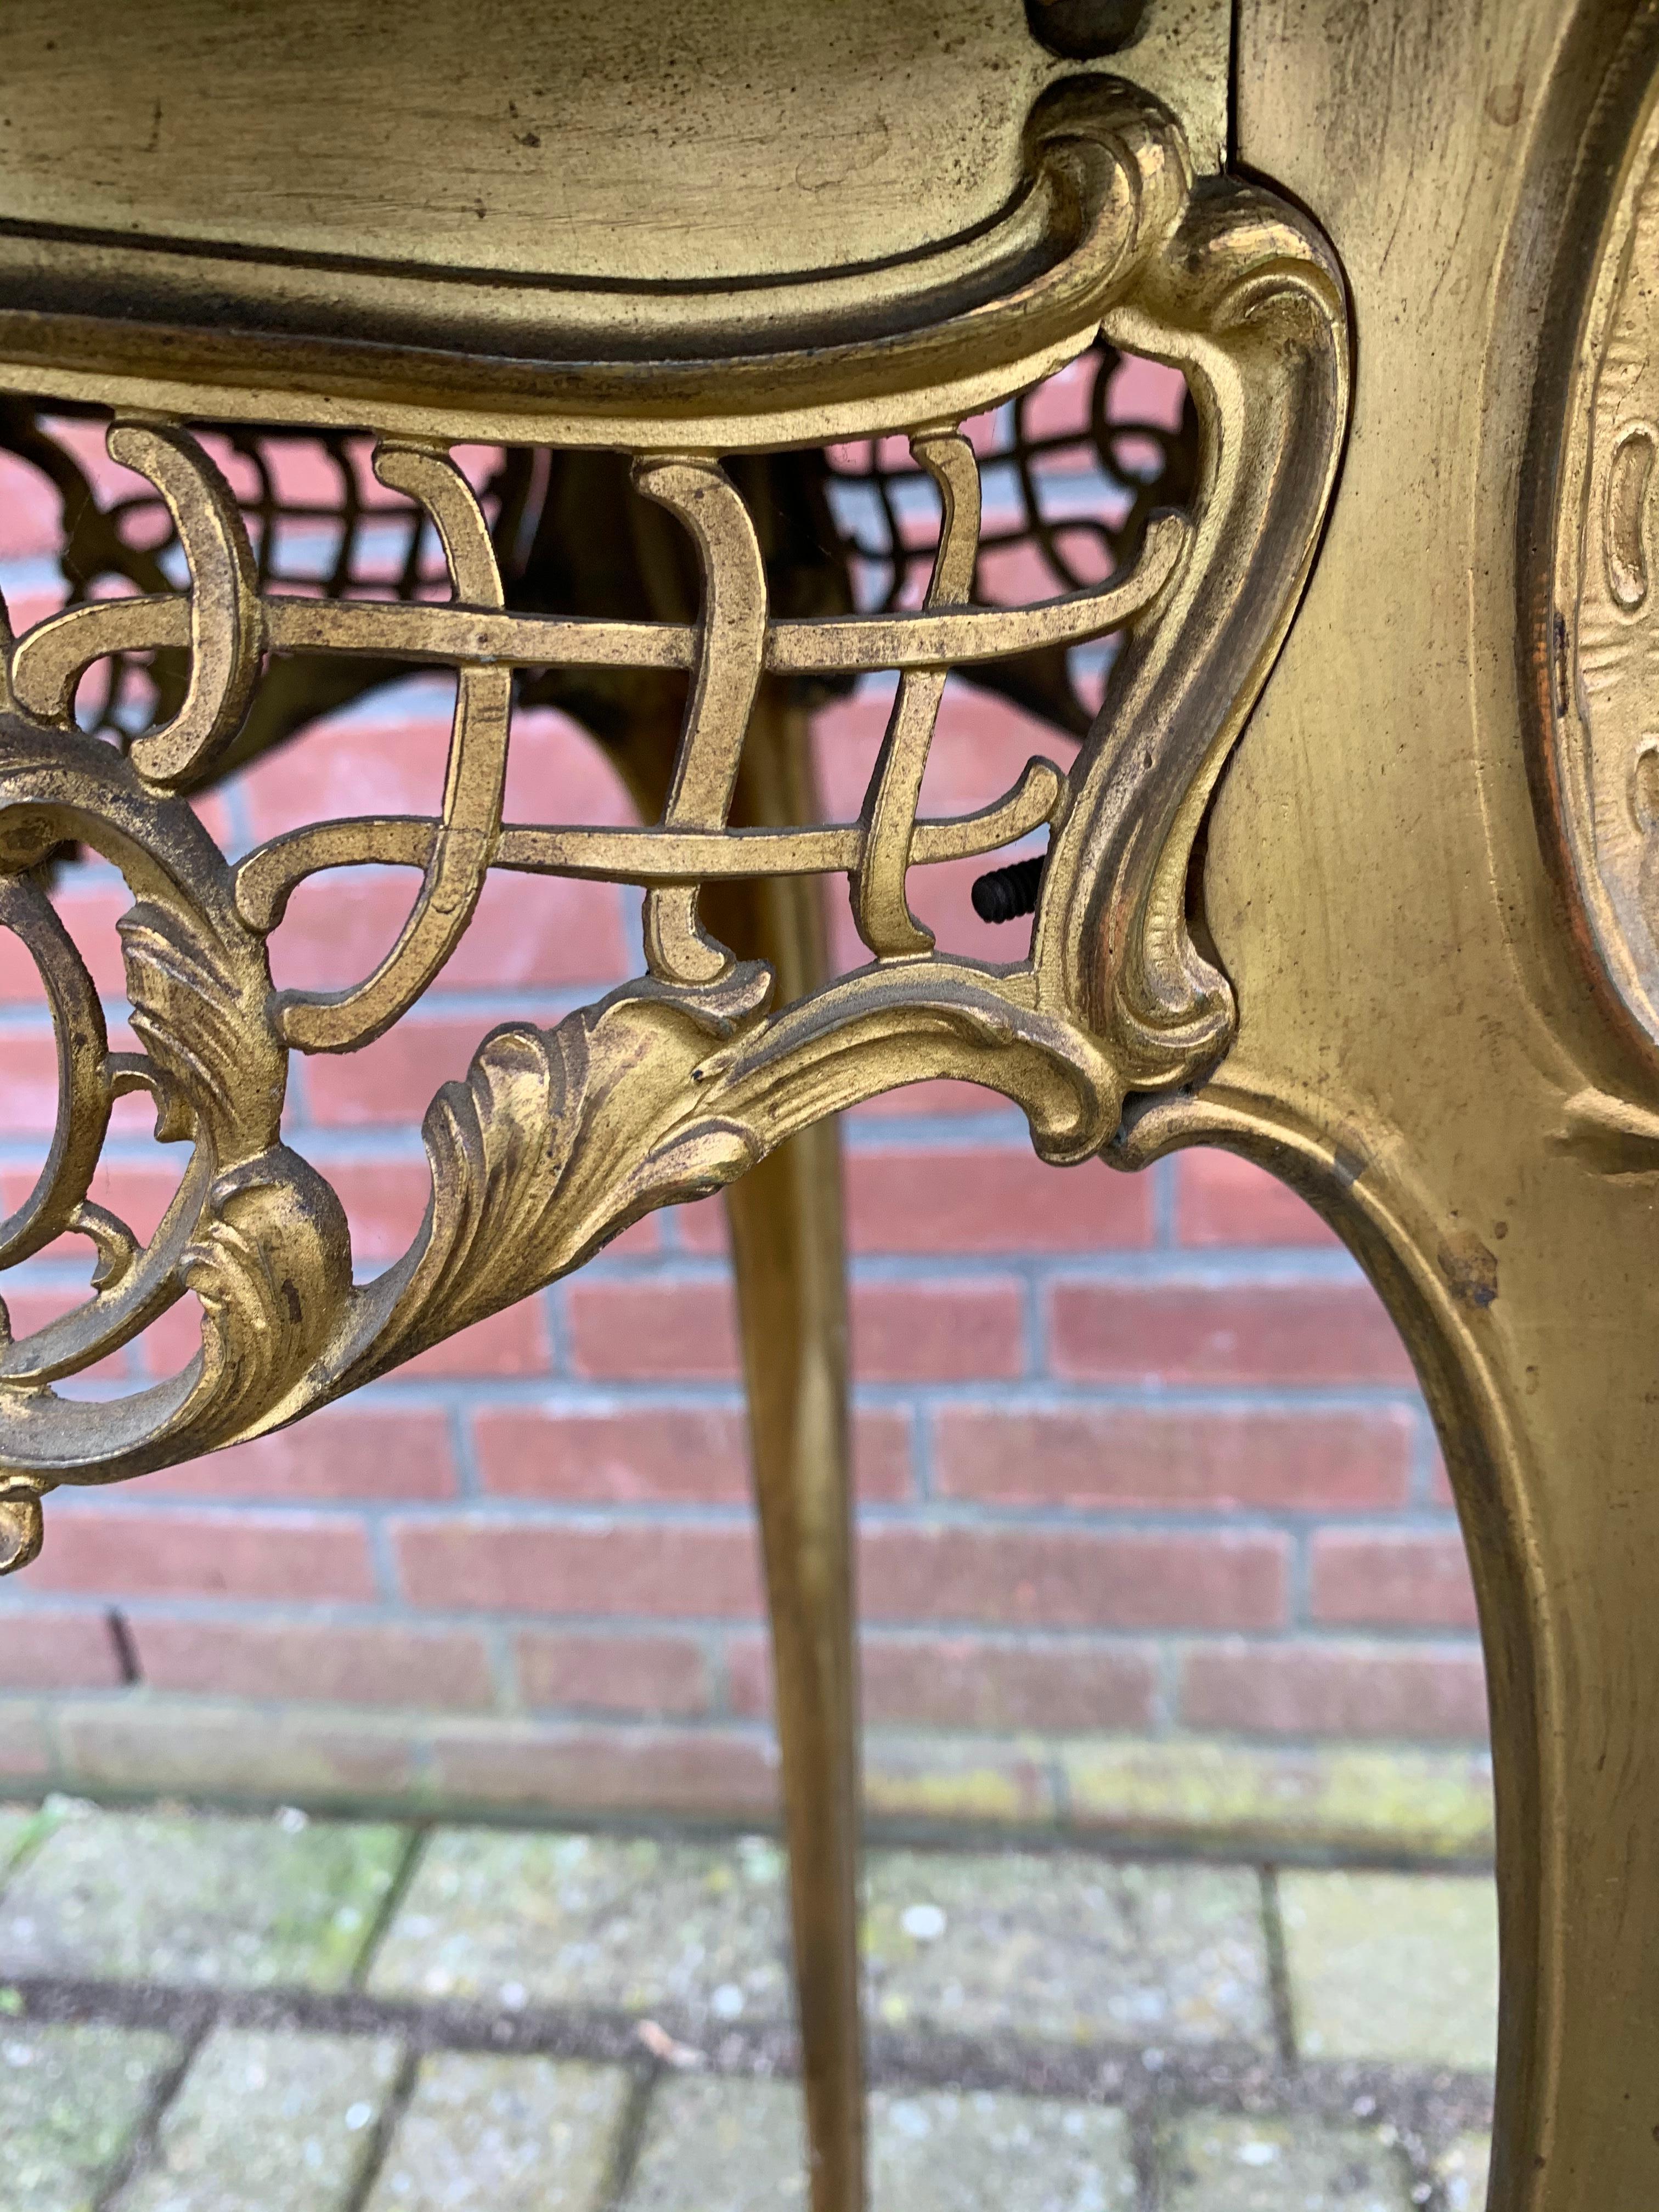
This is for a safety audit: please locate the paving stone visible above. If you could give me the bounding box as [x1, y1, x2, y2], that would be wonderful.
[116, 2025, 401, 2212]
[1277, 1870, 1498, 2069]
[369, 1828, 789, 2027]
[1, 2021, 177, 2212]
[0, 1806, 408, 1991]
[863, 1850, 1272, 2048]
[1437, 2132, 1490, 2210]
[624, 2079, 1138, 2212]
[622, 2076, 805, 2212]
[1161, 2114, 1413, 2210]
[870, 2089, 1136, 2210]
[364, 2052, 630, 2211]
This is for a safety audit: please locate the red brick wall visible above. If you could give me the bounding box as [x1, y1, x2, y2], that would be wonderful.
[0, 419, 1488, 1817]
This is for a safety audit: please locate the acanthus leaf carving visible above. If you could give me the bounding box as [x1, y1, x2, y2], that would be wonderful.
[0, 76, 1350, 1563]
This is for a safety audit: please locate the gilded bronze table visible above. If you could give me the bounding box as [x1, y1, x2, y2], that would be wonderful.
[0, 3, 1653, 2205]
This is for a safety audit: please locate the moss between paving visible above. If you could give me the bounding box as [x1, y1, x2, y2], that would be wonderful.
[0, 1808, 408, 1991]
[114, 2026, 400, 2212]
[1060, 1741, 1496, 1860]
[1, 2020, 177, 2212]
[1278, 1871, 1498, 2070]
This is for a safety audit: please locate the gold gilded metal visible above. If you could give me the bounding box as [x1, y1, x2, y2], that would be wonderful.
[0, 78, 1347, 1521]
[1548, 74, 1659, 1056]
[0, 19, 1359, 2211]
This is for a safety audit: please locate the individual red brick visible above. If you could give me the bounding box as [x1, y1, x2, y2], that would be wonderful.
[1174, 1151, 1340, 1248]
[0, 444, 70, 558]
[0, 1608, 125, 1691]
[79, 1164, 185, 1245]
[565, 1280, 740, 1381]
[0, 1020, 158, 1134]
[54, 1698, 416, 1800]
[673, 1195, 728, 1255]
[25, 1508, 378, 1602]
[266, 867, 628, 998]
[298, 1158, 435, 1266]
[844, 1149, 1150, 1254]
[852, 1280, 1024, 1381]
[978, 536, 1114, 603]
[132, 1298, 204, 1380]
[812, 681, 1058, 820]
[0, 1293, 130, 1383]
[300, 1022, 501, 1126]
[130, 1618, 496, 1709]
[514, 1629, 713, 1717]
[241, 702, 630, 839]
[1310, 1531, 1480, 1629]
[0, 886, 129, 1000]
[473, 1404, 909, 1505]
[241, 715, 455, 837]
[933, 1406, 1412, 1511]
[436, 875, 629, 990]
[499, 706, 639, 824]
[392, 1518, 765, 1618]
[428, 1719, 777, 1819]
[0, 1034, 67, 1133]
[478, 1405, 749, 1502]
[853, 1411, 913, 1502]
[725, 1630, 1158, 1731]
[1047, 1280, 1415, 1385]
[145, 1410, 457, 1501]
[1180, 1640, 1489, 1739]
[856, 1525, 1287, 1631]
[400, 1302, 550, 1379]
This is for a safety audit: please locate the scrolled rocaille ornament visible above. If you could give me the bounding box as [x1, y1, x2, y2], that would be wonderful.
[0, 79, 1348, 1566]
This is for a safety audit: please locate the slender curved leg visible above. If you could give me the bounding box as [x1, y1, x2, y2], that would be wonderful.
[1158, 8, 1659, 2196]
[1120, 1082, 1659, 2212]
[704, 684, 862, 2212]
[605, 676, 862, 2212]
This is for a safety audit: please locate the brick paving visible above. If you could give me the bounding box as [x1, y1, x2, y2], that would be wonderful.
[0, 1797, 1495, 2209]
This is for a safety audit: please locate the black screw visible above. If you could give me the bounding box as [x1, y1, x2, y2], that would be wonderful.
[972, 855, 1045, 924]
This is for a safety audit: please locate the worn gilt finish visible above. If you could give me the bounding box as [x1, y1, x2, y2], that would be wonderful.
[10, 2, 1659, 2208]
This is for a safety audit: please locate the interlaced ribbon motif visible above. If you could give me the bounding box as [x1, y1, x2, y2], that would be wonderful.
[0, 71, 1352, 1566]
[0, 411, 1184, 1564]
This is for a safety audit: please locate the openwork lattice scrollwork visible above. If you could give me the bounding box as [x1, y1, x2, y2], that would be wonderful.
[0, 80, 1348, 1572]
